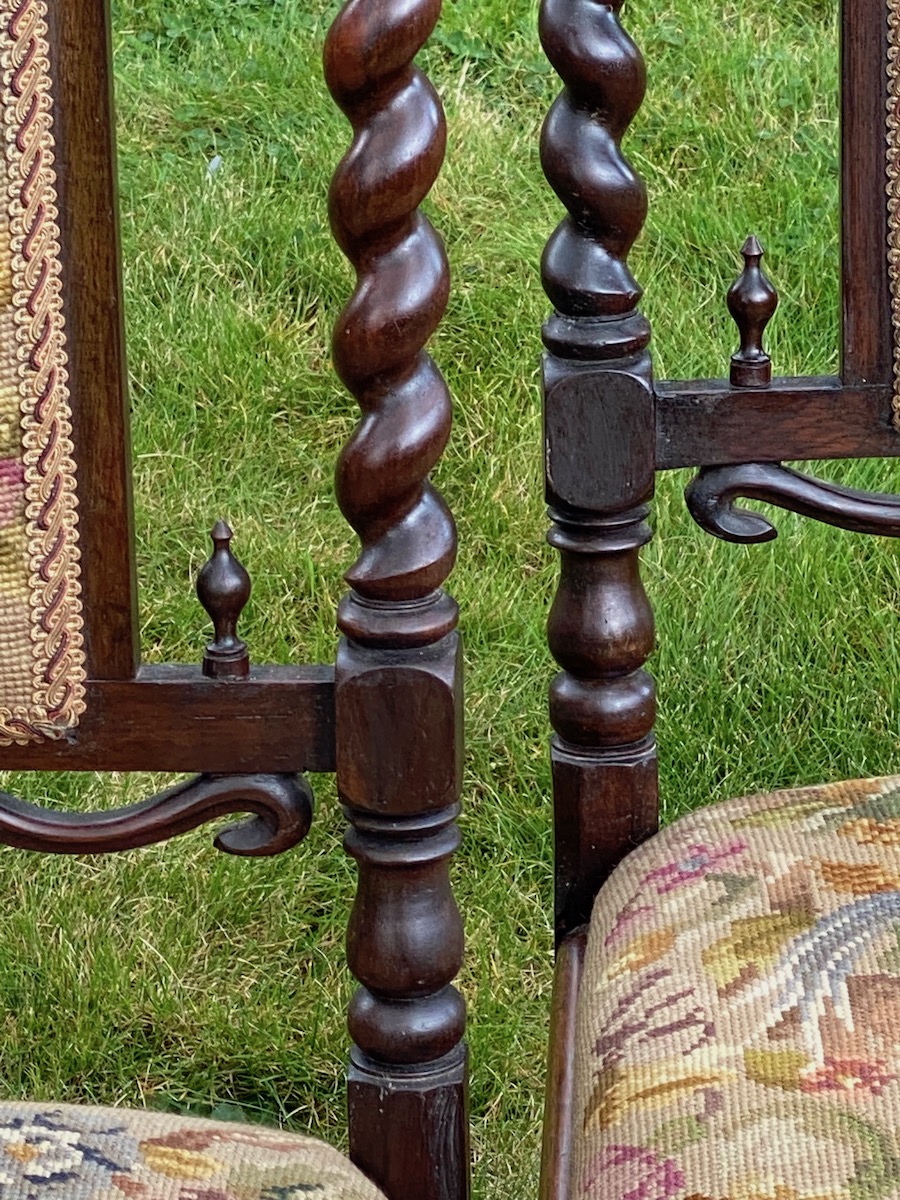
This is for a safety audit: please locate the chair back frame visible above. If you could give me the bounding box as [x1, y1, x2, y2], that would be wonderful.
[3, 2, 893, 1200]
[0, 2, 469, 1199]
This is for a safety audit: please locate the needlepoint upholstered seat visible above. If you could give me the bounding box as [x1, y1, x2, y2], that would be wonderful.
[569, 778, 900, 1200]
[0, 1105, 385, 1199]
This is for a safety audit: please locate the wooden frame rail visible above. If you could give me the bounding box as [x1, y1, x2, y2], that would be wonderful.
[841, 0, 890, 384]
[539, 930, 586, 1200]
[0, 667, 335, 772]
[657, 379, 899, 468]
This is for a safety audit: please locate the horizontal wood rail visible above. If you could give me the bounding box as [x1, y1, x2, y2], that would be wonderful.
[0, 665, 335, 773]
[655, 377, 900, 468]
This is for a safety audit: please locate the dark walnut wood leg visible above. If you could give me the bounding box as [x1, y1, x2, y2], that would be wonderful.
[325, 0, 469, 1196]
[540, 0, 659, 944]
[539, 2, 658, 1195]
[338, 633, 467, 1200]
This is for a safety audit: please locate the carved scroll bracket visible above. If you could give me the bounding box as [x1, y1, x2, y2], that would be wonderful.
[0, 772, 313, 856]
[686, 462, 900, 543]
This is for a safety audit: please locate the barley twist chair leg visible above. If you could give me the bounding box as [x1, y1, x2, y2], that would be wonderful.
[325, 2, 469, 1197]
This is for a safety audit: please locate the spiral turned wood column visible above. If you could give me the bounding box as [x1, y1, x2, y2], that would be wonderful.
[325, 3, 468, 1198]
[540, 0, 658, 946]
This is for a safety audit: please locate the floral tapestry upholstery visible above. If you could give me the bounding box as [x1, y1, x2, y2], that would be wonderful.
[0, 1102, 386, 1199]
[570, 775, 900, 1200]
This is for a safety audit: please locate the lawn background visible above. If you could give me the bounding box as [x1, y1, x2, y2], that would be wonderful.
[2, 0, 896, 1196]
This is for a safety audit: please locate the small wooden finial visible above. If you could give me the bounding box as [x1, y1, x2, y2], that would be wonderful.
[727, 235, 779, 388]
[196, 520, 251, 679]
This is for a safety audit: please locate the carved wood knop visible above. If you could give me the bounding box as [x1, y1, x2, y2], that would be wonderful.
[727, 235, 778, 388]
[197, 519, 251, 679]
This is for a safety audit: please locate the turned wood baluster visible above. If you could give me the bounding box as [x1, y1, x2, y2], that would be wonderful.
[324, 4, 468, 1199]
[196, 521, 251, 679]
[727, 236, 778, 388]
[540, 0, 658, 946]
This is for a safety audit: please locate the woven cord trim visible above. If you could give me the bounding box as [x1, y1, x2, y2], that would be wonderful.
[0, 0, 84, 744]
[887, 0, 900, 427]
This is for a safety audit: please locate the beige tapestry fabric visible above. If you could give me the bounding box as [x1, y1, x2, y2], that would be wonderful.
[571, 775, 900, 1200]
[0, 1101, 387, 1198]
[0, 0, 84, 744]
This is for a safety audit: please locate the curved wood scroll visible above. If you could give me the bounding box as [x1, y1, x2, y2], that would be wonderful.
[0, 772, 312, 856]
[686, 462, 900, 543]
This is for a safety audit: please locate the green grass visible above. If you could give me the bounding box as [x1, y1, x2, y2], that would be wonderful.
[1, 0, 893, 1195]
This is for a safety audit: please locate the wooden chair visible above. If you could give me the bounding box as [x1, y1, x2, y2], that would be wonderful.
[538, 0, 900, 1198]
[0, 0, 896, 1197]
[0, 0, 465, 1197]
